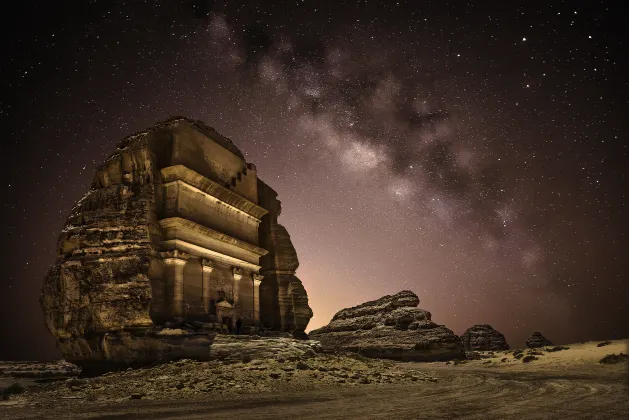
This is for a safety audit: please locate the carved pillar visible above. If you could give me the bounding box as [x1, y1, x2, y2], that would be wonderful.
[253, 274, 264, 325]
[201, 259, 214, 314]
[232, 268, 243, 305]
[162, 251, 186, 318]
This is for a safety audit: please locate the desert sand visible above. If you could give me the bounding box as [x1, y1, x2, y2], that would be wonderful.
[1, 340, 627, 419]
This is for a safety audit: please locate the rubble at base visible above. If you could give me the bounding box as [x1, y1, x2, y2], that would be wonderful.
[3, 353, 438, 406]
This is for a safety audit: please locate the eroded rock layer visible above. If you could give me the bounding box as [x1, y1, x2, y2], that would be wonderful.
[40, 117, 313, 368]
[460, 324, 510, 351]
[309, 291, 464, 361]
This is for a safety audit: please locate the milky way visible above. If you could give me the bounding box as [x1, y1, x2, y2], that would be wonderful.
[2, 1, 628, 360]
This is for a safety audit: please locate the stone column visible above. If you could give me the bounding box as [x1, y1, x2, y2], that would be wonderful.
[162, 251, 186, 318]
[201, 259, 214, 314]
[253, 274, 264, 325]
[232, 268, 243, 305]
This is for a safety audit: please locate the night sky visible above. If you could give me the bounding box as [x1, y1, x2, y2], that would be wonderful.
[2, 0, 628, 361]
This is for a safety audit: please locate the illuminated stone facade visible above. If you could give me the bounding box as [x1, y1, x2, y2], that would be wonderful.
[41, 117, 312, 367]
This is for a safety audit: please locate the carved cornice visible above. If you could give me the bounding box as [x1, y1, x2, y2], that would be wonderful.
[159, 217, 268, 257]
[161, 165, 268, 220]
[162, 239, 262, 272]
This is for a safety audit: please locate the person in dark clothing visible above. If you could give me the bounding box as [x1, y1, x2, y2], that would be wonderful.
[235, 318, 242, 335]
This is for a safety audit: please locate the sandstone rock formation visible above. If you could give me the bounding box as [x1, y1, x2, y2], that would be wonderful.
[525, 332, 553, 348]
[40, 117, 312, 370]
[257, 184, 313, 337]
[309, 291, 464, 361]
[460, 324, 509, 351]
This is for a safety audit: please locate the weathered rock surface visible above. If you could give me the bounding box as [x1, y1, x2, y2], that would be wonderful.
[257, 183, 313, 336]
[40, 133, 158, 366]
[460, 325, 509, 351]
[309, 291, 464, 361]
[525, 332, 553, 348]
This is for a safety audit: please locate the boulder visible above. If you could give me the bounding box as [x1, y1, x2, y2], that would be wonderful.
[460, 324, 509, 351]
[309, 291, 464, 361]
[525, 332, 553, 348]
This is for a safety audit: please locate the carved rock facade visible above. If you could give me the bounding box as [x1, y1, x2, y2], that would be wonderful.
[460, 324, 510, 351]
[40, 117, 312, 369]
[309, 291, 464, 361]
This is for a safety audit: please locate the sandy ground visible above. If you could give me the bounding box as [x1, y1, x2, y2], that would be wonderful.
[1, 340, 627, 420]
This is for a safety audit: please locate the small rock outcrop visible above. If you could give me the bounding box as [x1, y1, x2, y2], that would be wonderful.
[460, 325, 509, 351]
[525, 332, 553, 348]
[309, 291, 464, 361]
[599, 353, 629, 364]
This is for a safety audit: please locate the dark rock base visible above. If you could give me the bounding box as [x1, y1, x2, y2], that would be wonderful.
[58, 330, 320, 374]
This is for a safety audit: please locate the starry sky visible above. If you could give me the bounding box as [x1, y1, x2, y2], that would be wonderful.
[2, 0, 628, 361]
